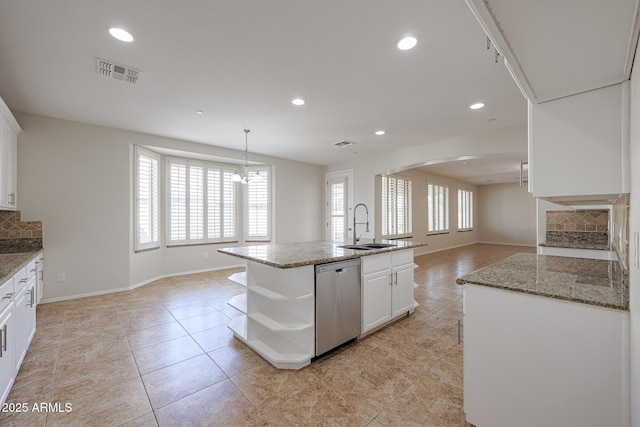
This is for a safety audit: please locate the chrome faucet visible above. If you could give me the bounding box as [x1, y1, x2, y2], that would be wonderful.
[353, 203, 369, 245]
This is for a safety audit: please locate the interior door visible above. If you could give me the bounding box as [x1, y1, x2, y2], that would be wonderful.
[326, 170, 353, 243]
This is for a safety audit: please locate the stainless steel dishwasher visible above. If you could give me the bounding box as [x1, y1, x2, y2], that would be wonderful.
[315, 258, 361, 356]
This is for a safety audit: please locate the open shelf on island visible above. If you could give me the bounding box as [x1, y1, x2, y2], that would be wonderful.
[227, 294, 247, 313]
[248, 312, 313, 332]
[228, 315, 248, 342]
[228, 271, 247, 286]
[248, 338, 313, 370]
[248, 284, 313, 301]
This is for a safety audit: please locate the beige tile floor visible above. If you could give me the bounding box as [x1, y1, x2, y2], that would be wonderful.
[0, 243, 534, 426]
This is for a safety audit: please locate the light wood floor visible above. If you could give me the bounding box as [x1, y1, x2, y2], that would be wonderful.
[0, 243, 534, 427]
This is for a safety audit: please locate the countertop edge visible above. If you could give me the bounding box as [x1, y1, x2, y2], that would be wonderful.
[0, 249, 44, 285]
[457, 279, 627, 311]
[218, 241, 427, 269]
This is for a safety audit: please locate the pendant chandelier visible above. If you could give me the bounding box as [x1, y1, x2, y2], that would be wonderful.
[231, 129, 264, 184]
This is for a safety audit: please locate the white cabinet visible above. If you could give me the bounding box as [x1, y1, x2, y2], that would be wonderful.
[361, 249, 415, 334]
[0, 255, 39, 405]
[528, 82, 629, 201]
[0, 98, 20, 210]
[12, 284, 28, 373]
[0, 304, 15, 406]
[463, 284, 629, 427]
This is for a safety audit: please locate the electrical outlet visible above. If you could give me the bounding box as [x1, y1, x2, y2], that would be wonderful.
[203, 253, 209, 259]
[57, 273, 65, 282]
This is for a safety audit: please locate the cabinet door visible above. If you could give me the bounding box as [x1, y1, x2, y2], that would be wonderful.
[0, 114, 16, 210]
[25, 281, 36, 345]
[391, 264, 414, 318]
[13, 289, 27, 374]
[362, 270, 391, 333]
[0, 307, 14, 406]
[528, 83, 628, 198]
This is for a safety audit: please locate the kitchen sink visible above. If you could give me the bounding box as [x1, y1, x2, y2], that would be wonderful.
[361, 243, 395, 249]
[339, 243, 396, 250]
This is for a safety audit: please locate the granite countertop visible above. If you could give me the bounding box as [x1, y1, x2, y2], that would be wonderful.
[0, 250, 43, 285]
[456, 253, 628, 311]
[218, 240, 427, 268]
[539, 241, 612, 251]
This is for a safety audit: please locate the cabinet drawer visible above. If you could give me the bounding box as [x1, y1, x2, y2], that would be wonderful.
[362, 253, 391, 275]
[13, 267, 28, 294]
[391, 250, 413, 267]
[26, 259, 37, 279]
[0, 278, 13, 313]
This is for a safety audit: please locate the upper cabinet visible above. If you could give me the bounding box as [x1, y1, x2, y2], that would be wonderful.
[0, 97, 21, 211]
[528, 82, 630, 202]
[464, 0, 638, 203]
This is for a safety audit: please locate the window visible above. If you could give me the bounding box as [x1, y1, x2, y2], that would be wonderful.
[381, 175, 412, 237]
[427, 183, 449, 233]
[245, 166, 271, 241]
[167, 157, 237, 245]
[134, 146, 160, 251]
[458, 189, 473, 230]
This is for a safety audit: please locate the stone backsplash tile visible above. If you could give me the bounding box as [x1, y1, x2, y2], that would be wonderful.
[612, 194, 629, 269]
[546, 209, 609, 232]
[0, 210, 43, 239]
[545, 209, 610, 249]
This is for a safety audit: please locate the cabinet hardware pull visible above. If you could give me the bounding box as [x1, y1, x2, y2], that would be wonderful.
[1, 324, 6, 355]
[2, 293, 13, 300]
[19, 278, 27, 283]
[28, 289, 35, 307]
[457, 319, 464, 345]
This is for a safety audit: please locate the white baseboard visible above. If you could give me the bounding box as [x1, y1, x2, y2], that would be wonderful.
[477, 241, 536, 247]
[40, 263, 246, 304]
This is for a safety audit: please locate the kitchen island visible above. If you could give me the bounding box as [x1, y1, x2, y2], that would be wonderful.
[457, 253, 629, 427]
[218, 240, 427, 369]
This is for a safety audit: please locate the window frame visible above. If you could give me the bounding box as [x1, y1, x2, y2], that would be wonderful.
[134, 146, 160, 252]
[427, 182, 449, 235]
[381, 174, 413, 239]
[165, 156, 239, 247]
[457, 188, 474, 231]
[244, 165, 272, 242]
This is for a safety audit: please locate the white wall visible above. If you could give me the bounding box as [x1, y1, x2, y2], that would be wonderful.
[16, 113, 323, 301]
[324, 124, 527, 252]
[477, 183, 536, 246]
[628, 36, 640, 427]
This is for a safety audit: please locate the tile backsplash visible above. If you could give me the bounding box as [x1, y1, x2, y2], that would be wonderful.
[612, 194, 630, 269]
[545, 209, 609, 247]
[0, 210, 42, 239]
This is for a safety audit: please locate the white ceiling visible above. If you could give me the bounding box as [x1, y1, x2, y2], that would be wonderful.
[478, 0, 639, 103]
[416, 154, 527, 186]
[0, 0, 527, 169]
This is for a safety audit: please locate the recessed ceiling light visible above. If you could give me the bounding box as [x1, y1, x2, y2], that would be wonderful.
[108, 27, 134, 42]
[291, 98, 305, 106]
[470, 102, 485, 110]
[195, 110, 204, 115]
[375, 130, 386, 135]
[397, 36, 417, 51]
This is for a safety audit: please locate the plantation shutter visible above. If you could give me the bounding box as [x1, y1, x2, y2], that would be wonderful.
[246, 167, 270, 241]
[428, 183, 449, 233]
[135, 147, 159, 250]
[381, 175, 412, 237]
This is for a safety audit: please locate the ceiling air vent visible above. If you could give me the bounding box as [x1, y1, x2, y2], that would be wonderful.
[96, 58, 140, 84]
[333, 140, 354, 147]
